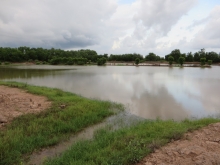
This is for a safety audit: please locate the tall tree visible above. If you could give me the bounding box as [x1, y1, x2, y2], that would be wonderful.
[170, 49, 181, 62]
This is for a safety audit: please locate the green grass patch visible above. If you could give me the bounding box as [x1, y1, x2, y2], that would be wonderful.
[4, 62, 10, 65]
[0, 81, 123, 165]
[44, 118, 220, 165]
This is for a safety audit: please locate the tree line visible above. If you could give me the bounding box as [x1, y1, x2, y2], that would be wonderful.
[0, 47, 108, 65]
[0, 47, 219, 65]
[164, 49, 220, 63]
[108, 53, 144, 62]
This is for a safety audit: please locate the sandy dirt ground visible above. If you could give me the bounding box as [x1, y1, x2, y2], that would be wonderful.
[137, 122, 220, 165]
[0, 85, 51, 128]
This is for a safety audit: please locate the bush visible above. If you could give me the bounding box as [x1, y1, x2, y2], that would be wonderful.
[168, 56, 174, 65]
[178, 57, 185, 66]
[42, 61, 48, 65]
[208, 60, 212, 65]
[135, 58, 140, 65]
[4, 62, 10, 65]
[36, 62, 41, 65]
[97, 57, 107, 66]
[200, 58, 206, 66]
[49, 58, 59, 65]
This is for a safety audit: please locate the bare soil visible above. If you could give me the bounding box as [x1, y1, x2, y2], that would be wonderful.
[0, 85, 51, 128]
[137, 122, 220, 165]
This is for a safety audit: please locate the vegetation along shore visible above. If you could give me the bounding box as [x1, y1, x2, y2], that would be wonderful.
[0, 47, 220, 66]
[0, 81, 219, 165]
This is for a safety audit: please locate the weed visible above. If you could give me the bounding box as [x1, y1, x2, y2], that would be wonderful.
[44, 118, 220, 165]
[0, 81, 123, 165]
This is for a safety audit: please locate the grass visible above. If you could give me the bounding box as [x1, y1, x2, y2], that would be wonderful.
[0, 82, 220, 165]
[4, 62, 10, 65]
[0, 81, 123, 165]
[44, 118, 220, 165]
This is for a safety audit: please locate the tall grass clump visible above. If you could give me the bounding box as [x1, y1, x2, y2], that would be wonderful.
[0, 81, 123, 165]
[44, 118, 220, 165]
[4, 62, 10, 65]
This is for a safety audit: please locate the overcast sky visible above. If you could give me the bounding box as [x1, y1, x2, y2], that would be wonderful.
[0, 0, 219, 56]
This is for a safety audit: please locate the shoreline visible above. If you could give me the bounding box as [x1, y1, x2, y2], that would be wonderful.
[0, 82, 220, 165]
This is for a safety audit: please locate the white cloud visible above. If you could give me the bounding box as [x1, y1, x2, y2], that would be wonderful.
[106, 0, 198, 55]
[0, 0, 117, 48]
[190, 6, 220, 50]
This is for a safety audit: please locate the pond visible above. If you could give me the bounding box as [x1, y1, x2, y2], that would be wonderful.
[1, 65, 220, 120]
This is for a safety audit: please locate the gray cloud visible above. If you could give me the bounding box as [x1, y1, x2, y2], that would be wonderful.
[187, 17, 209, 30]
[0, 0, 219, 55]
[109, 0, 198, 55]
[190, 6, 220, 50]
[0, 0, 117, 49]
[131, 86, 189, 120]
[133, 0, 197, 35]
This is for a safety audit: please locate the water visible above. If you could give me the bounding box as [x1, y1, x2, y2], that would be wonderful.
[28, 111, 141, 165]
[1, 65, 220, 164]
[1, 65, 220, 120]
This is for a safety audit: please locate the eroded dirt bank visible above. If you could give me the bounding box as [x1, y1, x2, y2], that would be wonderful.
[0, 85, 51, 127]
[137, 122, 220, 165]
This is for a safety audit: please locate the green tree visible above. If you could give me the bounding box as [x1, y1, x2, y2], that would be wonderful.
[145, 53, 156, 61]
[170, 49, 181, 62]
[206, 51, 219, 63]
[208, 60, 212, 65]
[200, 58, 206, 66]
[199, 48, 206, 58]
[97, 57, 106, 66]
[135, 58, 140, 65]
[186, 52, 193, 62]
[168, 56, 174, 65]
[194, 52, 200, 62]
[179, 57, 185, 66]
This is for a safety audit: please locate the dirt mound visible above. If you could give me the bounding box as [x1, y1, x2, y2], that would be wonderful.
[137, 123, 220, 165]
[0, 85, 51, 127]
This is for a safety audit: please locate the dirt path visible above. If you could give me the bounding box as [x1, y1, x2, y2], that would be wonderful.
[137, 122, 220, 165]
[0, 85, 51, 128]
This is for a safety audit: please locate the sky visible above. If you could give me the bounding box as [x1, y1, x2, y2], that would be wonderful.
[0, 0, 220, 56]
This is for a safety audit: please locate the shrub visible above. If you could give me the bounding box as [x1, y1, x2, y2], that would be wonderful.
[208, 60, 212, 65]
[200, 58, 206, 66]
[135, 58, 140, 65]
[97, 57, 107, 66]
[42, 61, 48, 65]
[168, 56, 174, 65]
[36, 62, 41, 65]
[178, 57, 185, 66]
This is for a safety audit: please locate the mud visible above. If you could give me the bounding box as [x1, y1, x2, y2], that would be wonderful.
[137, 122, 220, 165]
[0, 85, 51, 128]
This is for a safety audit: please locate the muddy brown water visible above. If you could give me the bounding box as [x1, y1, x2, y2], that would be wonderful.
[1, 65, 220, 120]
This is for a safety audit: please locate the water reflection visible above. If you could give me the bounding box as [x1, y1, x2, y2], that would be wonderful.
[0, 65, 220, 120]
[131, 86, 189, 120]
[0, 66, 70, 79]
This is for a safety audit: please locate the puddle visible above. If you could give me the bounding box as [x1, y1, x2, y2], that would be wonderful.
[27, 111, 142, 165]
